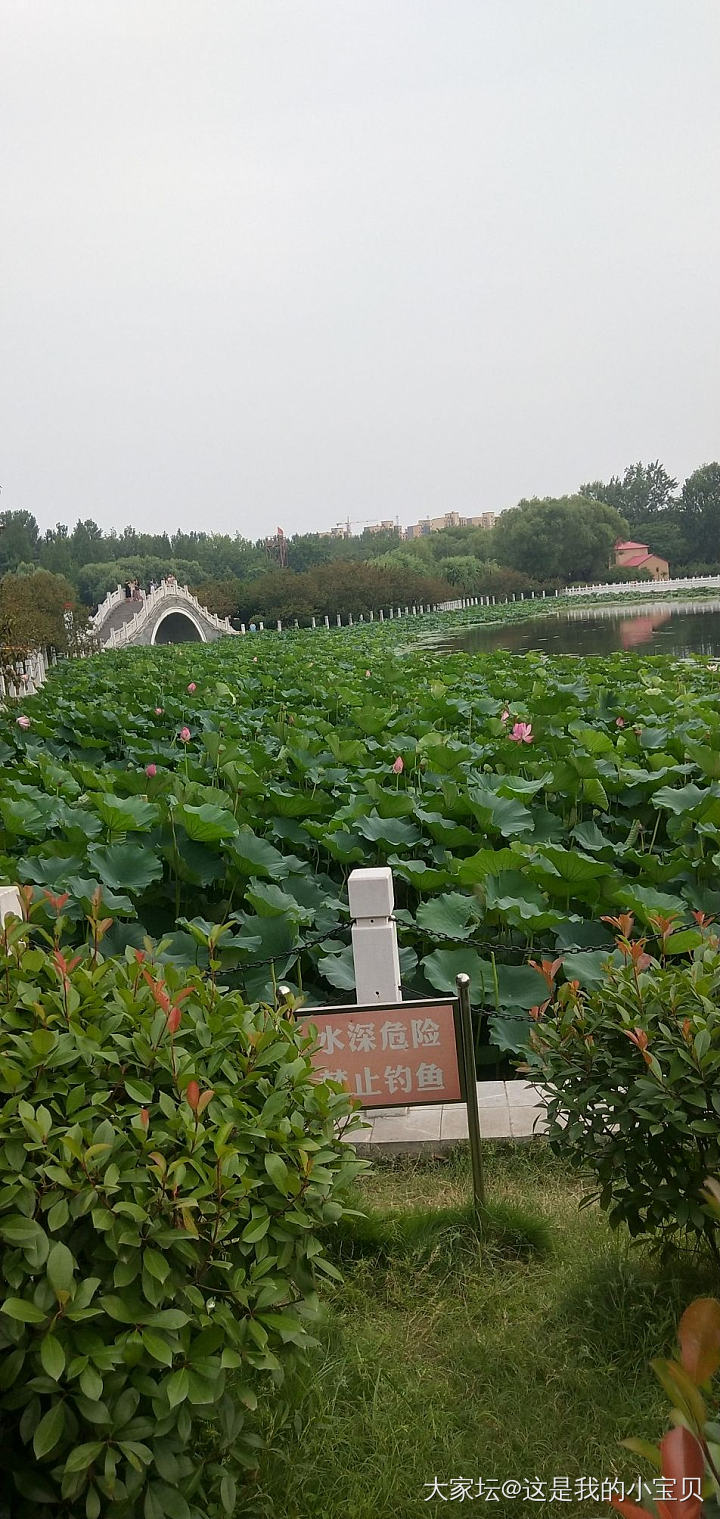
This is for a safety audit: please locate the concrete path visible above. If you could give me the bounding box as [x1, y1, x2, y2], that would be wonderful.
[344, 1080, 548, 1155]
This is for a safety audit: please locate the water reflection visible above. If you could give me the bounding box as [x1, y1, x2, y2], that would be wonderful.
[423, 599, 720, 658]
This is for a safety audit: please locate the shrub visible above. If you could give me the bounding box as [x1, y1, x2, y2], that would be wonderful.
[524, 918, 720, 1254]
[613, 1291, 720, 1519]
[0, 900, 363, 1518]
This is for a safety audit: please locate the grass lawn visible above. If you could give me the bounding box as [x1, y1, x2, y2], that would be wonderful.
[251, 1143, 717, 1519]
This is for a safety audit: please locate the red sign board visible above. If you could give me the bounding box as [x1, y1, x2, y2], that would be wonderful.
[298, 998, 462, 1109]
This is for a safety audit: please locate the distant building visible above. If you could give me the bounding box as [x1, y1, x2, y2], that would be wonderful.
[404, 511, 496, 539]
[613, 540, 670, 580]
[364, 520, 400, 535]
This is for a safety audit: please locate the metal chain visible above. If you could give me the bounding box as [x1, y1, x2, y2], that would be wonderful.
[231, 919, 602, 970]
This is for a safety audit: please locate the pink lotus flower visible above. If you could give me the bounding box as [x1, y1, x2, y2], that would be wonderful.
[616, 716, 625, 728]
[155, 707, 163, 715]
[508, 721, 533, 743]
[500, 708, 509, 723]
[16, 715, 31, 730]
[145, 763, 157, 778]
[179, 726, 191, 743]
[365, 670, 371, 677]
[392, 756, 404, 774]
[187, 682, 196, 693]
[252, 656, 258, 662]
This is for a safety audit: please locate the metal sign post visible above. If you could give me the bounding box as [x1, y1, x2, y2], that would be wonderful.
[456, 972, 486, 1218]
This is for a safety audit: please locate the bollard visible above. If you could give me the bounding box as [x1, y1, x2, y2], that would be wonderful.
[348, 867, 401, 1004]
[240, 623, 246, 634]
[311, 617, 316, 628]
[379, 609, 384, 621]
[324, 615, 330, 628]
[369, 610, 374, 621]
[259, 621, 264, 630]
[277, 620, 282, 632]
[336, 614, 341, 626]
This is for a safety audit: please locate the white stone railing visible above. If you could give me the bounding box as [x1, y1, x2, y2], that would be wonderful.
[99, 580, 237, 649]
[0, 646, 56, 703]
[565, 575, 720, 597]
[92, 584, 128, 627]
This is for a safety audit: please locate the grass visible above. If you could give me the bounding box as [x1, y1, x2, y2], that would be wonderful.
[248, 1143, 718, 1519]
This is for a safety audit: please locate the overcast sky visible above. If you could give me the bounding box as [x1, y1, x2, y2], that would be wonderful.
[2, 2, 719, 541]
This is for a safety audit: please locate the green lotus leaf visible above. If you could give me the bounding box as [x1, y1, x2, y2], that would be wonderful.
[416, 892, 478, 941]
[174, 803, 239, 843]
[229, 826, 290, 876]
[87, 843, 164, 892]
[93, 794, 161, 832]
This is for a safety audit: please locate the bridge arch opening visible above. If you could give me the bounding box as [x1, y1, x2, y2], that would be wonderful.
[151, 610, 205, 645]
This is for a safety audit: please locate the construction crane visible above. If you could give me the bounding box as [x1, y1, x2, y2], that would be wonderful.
[333, 516, 401, 537]
[263, 526, 288, 568]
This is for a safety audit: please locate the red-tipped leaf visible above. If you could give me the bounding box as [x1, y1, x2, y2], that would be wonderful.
[678, 1297, 720, 1385]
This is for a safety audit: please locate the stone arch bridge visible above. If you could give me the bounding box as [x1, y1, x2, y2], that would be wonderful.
[92, 581, 238, 649]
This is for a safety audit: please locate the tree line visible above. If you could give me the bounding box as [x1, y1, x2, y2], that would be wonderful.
[1, 459, 718, 642]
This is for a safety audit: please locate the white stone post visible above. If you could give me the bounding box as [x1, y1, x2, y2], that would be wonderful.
[241, 623, 246, 634]
[379, 609, 384, 621]
[0, 886, 22, 925]
[348, 867, 401, 1005]
[277, 620, 282, 632]
[348, 613, 353, 625]
[369, 610, 374, 621]
[311, 616, 316, 628]
[336, 613, 341, 627]
[324, 615, 330, 628]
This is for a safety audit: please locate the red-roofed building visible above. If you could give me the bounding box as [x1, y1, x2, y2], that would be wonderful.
[613, 540, 670, 580]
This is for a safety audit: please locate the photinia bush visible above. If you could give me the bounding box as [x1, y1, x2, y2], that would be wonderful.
[524, 919, 720, 1254]
[0, 903, 363, 1518]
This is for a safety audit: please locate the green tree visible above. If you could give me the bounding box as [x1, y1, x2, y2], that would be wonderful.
[0, 569, 83, 653]
[0, 510, 39, 574]
[581, 461, 677, 527]
[493, 495, 627, 584]
[681, 463, 720, 561]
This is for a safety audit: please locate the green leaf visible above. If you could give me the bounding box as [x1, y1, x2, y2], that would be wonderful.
[353, 812, 421, 848]
[141, 1329, 174, 1365]
[230, 827, 290, 876]
[416, 892, 477, 941]
[93, 793, 160, 832]
[87, 842, 164, 892]
[166, 1368, 190, 1407]
[40, 1334, 65, 1381]
[33, 1400, 65, 1459]
[265, 1153, 291, 1195]
[220, 1475, 237, 1515]
[2, 1297, 47, 1323]
[175, 803, 239, 843]
[47, 1241, 75, 1296]
[63, 1442, 105, 1475]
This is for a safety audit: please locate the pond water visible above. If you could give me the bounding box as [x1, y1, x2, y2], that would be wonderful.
[423, 599, 720, 658]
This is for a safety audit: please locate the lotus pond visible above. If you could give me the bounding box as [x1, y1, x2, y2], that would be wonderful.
[4, 618, 720, 1064]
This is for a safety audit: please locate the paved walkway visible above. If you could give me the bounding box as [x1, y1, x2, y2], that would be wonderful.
[344, 1080, 548, 1155]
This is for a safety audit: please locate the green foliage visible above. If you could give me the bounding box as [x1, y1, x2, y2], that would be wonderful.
[5, 614, 720, 1047]
[0, 907, 362, 1517]
[493, 495, 628, 583]
[0, 570, 85, 657]
[613, 1287, 720, 1518]
[682, 463, 720, 563]
[76, 560, 206, 607]
[525, 932, 720, 1250]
